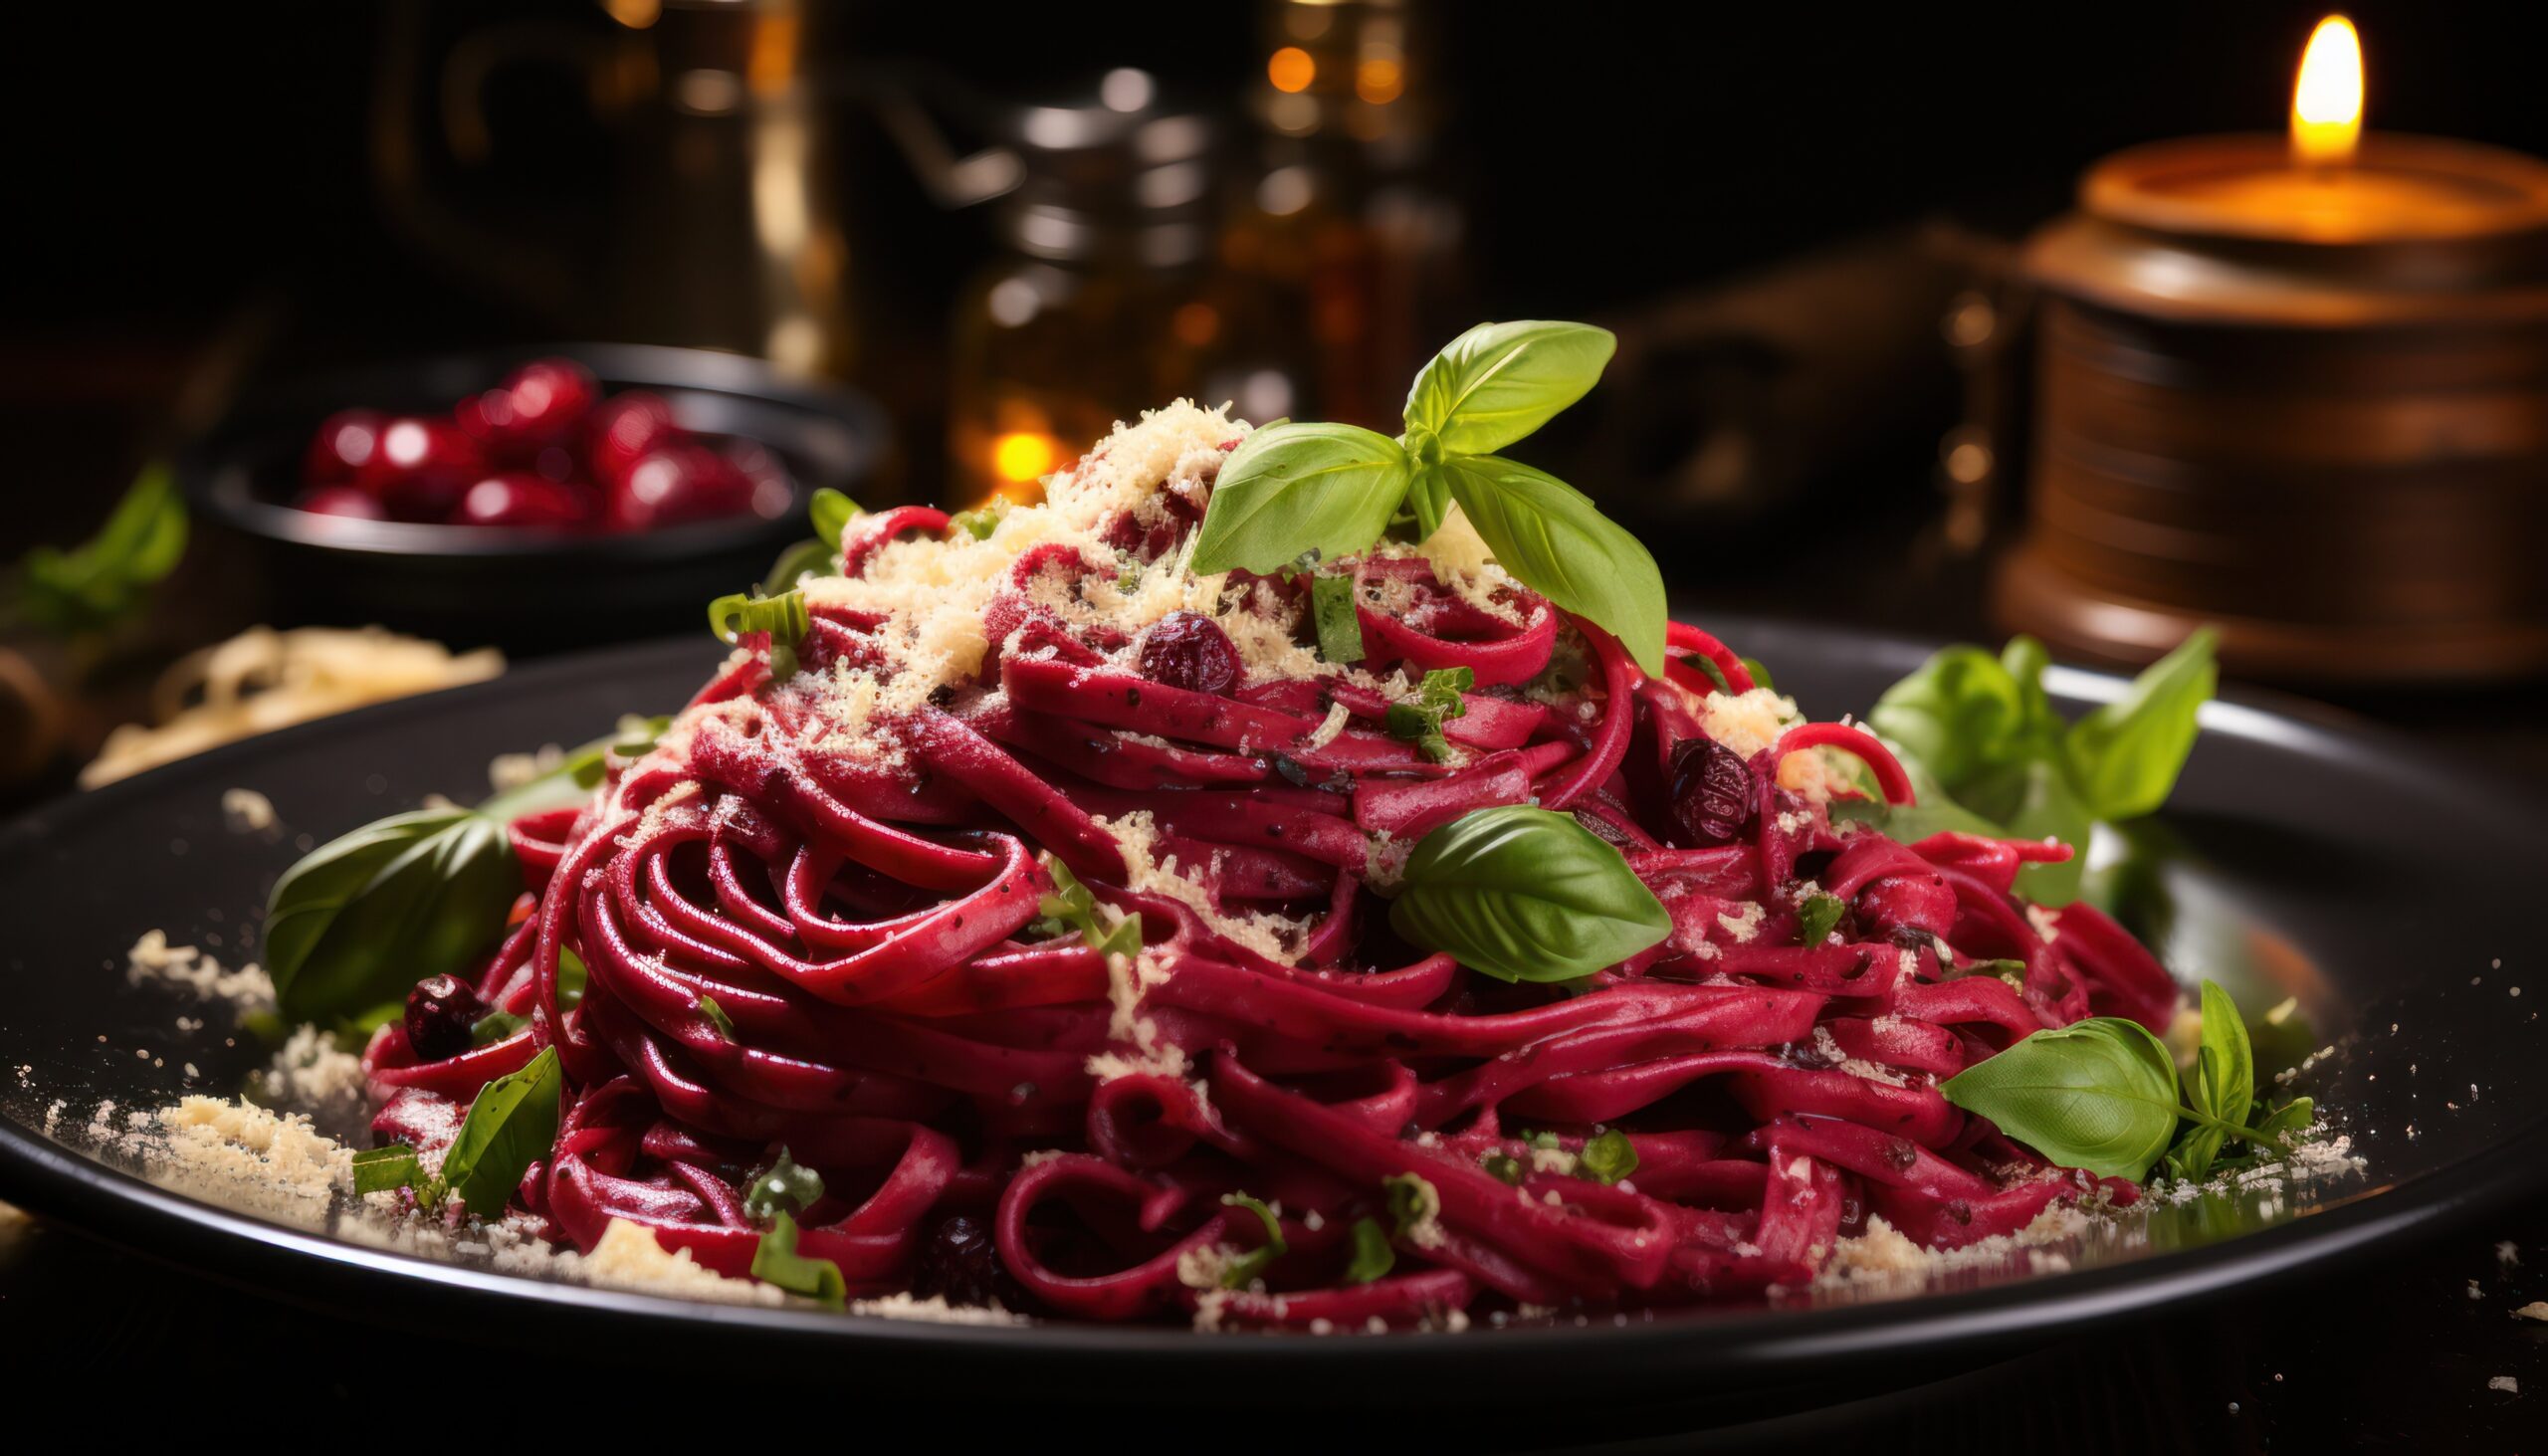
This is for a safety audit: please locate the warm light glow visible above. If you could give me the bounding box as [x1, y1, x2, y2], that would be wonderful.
[1268, 47, 1316, 94]
[2291, 15, 2363, 167]
[991, 431, 1058, 484]
[1356, 57, 1403, 105]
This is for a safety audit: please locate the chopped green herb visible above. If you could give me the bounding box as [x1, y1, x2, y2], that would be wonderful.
[706, 587, 813, 680]
[947, 500, 1006, 540]
[743, 1146, 826, 1222]
[1308, 572, 1365, 665]
[751, 1210, 846, 1305]
[1686, 654, 1733, 696]
[1219, 1192, 1288, 1289]
[806, 488, 859, 544]
[1528, 1131, 1562, 1151]
[350, 1144, 428, 1199]
[1796, 893, 1847, 946]
[1383, 667, 1474, 762]
[12, 464, 187, 641]
[1342, 1216, 1395, 1285]
[1481, 1152, 1525, 1185]
[697, 994, 737, 1040]
[438, 1046, 562, 1217]
[1741, 657, 1775, 692]
[1947, 956, 2029, 989]
[1382, 1172, 1439, 1239]
[1579, 1129, 1638, 1185]
[1031, 854, 1147, 958]
[555, 946, 589, 1011]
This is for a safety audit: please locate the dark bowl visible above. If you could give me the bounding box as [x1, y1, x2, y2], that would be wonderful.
[181, 342, 889, 655]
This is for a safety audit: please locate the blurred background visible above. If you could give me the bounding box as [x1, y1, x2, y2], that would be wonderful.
[7, 0, 2548, 799]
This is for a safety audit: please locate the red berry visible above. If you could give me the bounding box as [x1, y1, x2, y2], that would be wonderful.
[913, 1214, 1011, 1308]
[403, 974, 485, 1062]
[456, 473, 591, 528]
[605, 440, 750, 530]
[296, 486, 386, 520]
[589, 391, 680, 489]
[304, 409, 387, 486]
[501, 358, 598, 437]
[1137, 611, 1241, 696]
[360, 416, 485, 521]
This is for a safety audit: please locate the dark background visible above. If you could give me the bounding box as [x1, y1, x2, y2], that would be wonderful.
[5, 2, 2548, 1445]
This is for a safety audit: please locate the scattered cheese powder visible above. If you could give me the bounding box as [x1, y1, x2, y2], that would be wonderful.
[148, 1097, 350, 1229]
[124, 931, 274, 1010]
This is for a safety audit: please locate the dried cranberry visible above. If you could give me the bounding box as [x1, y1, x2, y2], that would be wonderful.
[304, 409, 386, 486]
[604, 440, 752, 530]
[588, 391, 681, 489]
[404, 974, 485, 1062]
[1854, 872, 1957, 941]
[1668, 737, 1755, 846]
[499, 358, 598, 440]
[359, 416, 484, 521]
[913, 1214, 1005, 1308]
[1137, 612, 1240, 696]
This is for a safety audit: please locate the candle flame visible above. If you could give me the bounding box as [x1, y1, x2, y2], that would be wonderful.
[2291, 15, 2363, 167]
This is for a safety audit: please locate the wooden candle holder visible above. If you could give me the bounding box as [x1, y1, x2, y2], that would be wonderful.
[1997, 134, 2548, 683]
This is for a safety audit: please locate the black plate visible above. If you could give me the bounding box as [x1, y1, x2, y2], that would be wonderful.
[1, 621, 2543, 1411]
[180, 342, 889, 653]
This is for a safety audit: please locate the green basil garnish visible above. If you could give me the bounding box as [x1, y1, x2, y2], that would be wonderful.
[264, 808, 520, 1026]
[1218, 1192, 1288, 1289]
[1403, 320, 1615, 457]
[1030, 854, 1146, 957]
[807, 488, 859, 545]
[707, 586, 813, 680]
[1434, 453, 1665, 678]
[1388, 805, 1672, 984]
[1940, 1017, 2183, 1180]
[470, 1009, 529, 1046]
[743, 1146, 825, 1222]
[2172, 979, 2253, 1180]
[1796, 893, 1847, 946]
[1307, 572, 1366, 665]
[1481, 1152, 1525, 1185]
[1384, 667, 1473, 762]
[1342, 1216, 1395, 1285]
[1382, 1172, 1438, 1240]
[12, 464, 187, 640]
[1188, 422, 1410, 577]
[751, 1210, 846, 1305]
[350, 1144, 427, 1199]
[1578, 1129, 1637, 1186]
[697, 994, 736, 1040]
[1849, 629, 2217, 907]
[438, 1046, 562, 1217]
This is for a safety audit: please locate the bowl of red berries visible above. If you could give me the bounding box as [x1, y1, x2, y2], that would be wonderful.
[187, 343, 885, 651]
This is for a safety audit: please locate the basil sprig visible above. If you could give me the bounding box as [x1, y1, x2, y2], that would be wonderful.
[1842, 629, 2218, 906]
[1388, 805, 1672, 983]
[1941, 980, 2315, 1182]
[265, 720, 664, 1025]
[1384, 667, 1472, 761]
[11, 464, 187, 640]
[1188, 321, 1666, 675]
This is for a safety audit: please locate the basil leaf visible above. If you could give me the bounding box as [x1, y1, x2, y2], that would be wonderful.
[807, 487, 859, 545]
[439, 1045, 562, 1217]
[2250, 1095, 2315, 1148]
[1402, 320, 1616, 456]
[265, 808, 521, 1024]
[1796, 893, 1846, 946]
[2174, 979, 2256, 1178]
[2001, 757, 2097, 908]
[1219, 1192, 1288, 1289]
[744, 1146, 825, 1222]
[1866, 644, 2036, 786]
[1403, 463, 1450, 538]
[1384, 667, 1473, 762]
[1308, 572, 1366, 664]
[555, 946, 589, 1011]
[1342, 1216, 1395, 1284]
[1382, 1172, 1438, 1239]
[1436, 454, 1666, 676]
[1579, 1129, 1637, 1185]
[1188, 422, 1410, 575]
[1389, 805, 1672, 983]
[751, 1209, 846, 1305]
[1940, 1017, 2182, 1180]
[350, 1144, 426, 1198]
[2064, 627, 2218, 821]
[1945, 956, 2030, 990]
[15, 464, 188, 639]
